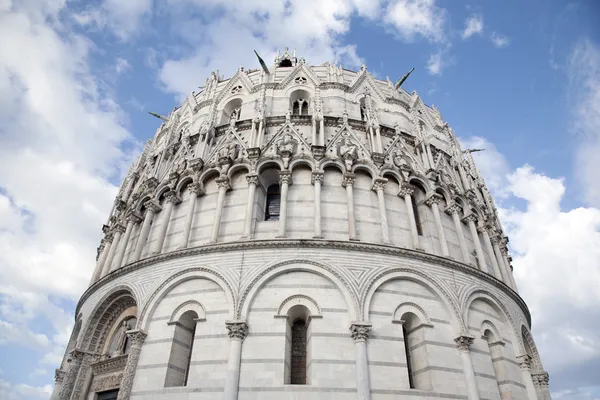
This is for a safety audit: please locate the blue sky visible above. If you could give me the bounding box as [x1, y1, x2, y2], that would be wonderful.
[0, 1, 599, 399]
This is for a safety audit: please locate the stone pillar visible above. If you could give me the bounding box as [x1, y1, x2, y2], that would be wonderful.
[152, 191, 181, 255]
[257, 120, 264, 148]
[372, 178, 390, 244]
[350, 322, 372, 400]
[491, 235, 512, 287]
[312, 172, 324, 238]
[463, 215, 488, 272]
[90, 236, 111, 285]
[455, 336, 480, 400]
[59, 349, 84, 400]
[312, 118, 317, 145]
[210, 177, 231, 243]
[133, 201, 160, 261]
[224, 321, 248, 400]
[481, 227, 503, 280]
[116, 329, 147, 400]
[181, 182, 204, 248]
[487, 340, 510, 399]
[101, 224, 125, 278]
[445, 203, 471, 263]
[113, 215, 141, 271]
[375, 126, 383, 153]
[319, 119, 325, 146]
[51, 369, 65, 400]
[243, 175, 258, 238]
[518, 355, 539, 400]
[342, 173, 358, 240]
[532, 371, 551, 400]
[425, 143, 435, 169]
[277, 171, 292, 238]
[399, 183, 420, 250]
[425, 194, 450, 257]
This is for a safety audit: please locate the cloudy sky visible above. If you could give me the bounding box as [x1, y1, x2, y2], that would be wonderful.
[0, 0, 598, 399]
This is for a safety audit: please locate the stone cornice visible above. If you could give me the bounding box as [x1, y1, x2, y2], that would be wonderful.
[76, 239, 530, 326]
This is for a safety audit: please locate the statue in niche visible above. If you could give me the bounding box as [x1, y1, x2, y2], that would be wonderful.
[392, 148, 411, 170]
[337, 137, 359, 171]
[229, 107, 241, 128]
[342, 110, 349, 124]
[285, 108, 291, 123]
[276, 130, 298, 169]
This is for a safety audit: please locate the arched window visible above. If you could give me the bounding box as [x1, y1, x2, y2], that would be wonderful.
[483, 328, 506, 397]
[165, 310, 198, 387]
[292, 99, 309, 115]
[401, 312, 430, 389]
[410, 194, 423, 236]
[265, 184, 281, 221]
[284, 305, 311, 384]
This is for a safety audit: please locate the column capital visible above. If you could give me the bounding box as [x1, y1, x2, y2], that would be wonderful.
[476, 223, 488, 235]
[371, 178, 387, 192]
[225, 320, 248, 341]
[517, 354, 532, 370]
[423, 193, 442, 207]
[444, 202, 462, 216]
[54, 368, 66, 383]
[104, 232, 115, 243]
[342, 172, 356, 188]
[188, 182, 205, 196]
[164, 190, 182, 205]
[349, 321, 372, 342]
[490, 234, 502, 245]
[462, 213, 478, 224]
[246, 174, 259, 185]
[125, 329, 147, 347]
[112, 223, 126, 235]
[143, 200, 162, 213]
[67, 348, 85, 364]
[216, 176, 231, 190]
[126, 212, 143, 224]
[454, 335, 474, 351]
[532, 371, 550, 388]
[279, 171, 293, 185]
[398, 182, 414, 197]
[311, 171, 324, 185]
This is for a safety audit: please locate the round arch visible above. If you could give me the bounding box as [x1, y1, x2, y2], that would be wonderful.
[289, 158, 316, 173]
[134, 194, 153, 214]
[319, 159, 346, 174]
[363, 268, 464, 333]
[227, 163, 251, 180]
[256, 159, 284, 174]
[154, 183, 172, 202]
[175, 175, 195, 196]
[198, 168, 221, 185]
[351, 163, 378, 180]
[521, 324, 544, 372]
[238, 259, 358, 321]
[461, 289, 521, 349]
[381, 169, 405, 187]
[139, 267, 236, 331]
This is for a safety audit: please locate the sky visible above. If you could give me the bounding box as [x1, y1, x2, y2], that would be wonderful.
[0, 0, 598, 399]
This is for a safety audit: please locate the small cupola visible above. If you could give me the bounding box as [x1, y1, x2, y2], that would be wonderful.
[275, 47, 297, 67]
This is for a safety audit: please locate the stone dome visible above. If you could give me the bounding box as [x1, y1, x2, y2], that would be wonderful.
[52, 53, 550, 400]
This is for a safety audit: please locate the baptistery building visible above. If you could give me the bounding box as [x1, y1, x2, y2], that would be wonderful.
[53, 49, 550, 400]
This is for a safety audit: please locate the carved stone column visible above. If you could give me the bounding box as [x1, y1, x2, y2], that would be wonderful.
[342, 173, 358, 240]
[399, 183, 420, 250]
[445, 203, 471, 263]
[181, 182, 204, 248]
[243, 175, 258, 238]
[90, 235, 112, 284]
[101, 224, 125, 278]
[133, 201, 161, 261]
[455, 336, 480, 400]
[463, 215, 488, 272]
[372, 178, 390, 244]
[113, 214, 141, 271]
[224, 321, 248, 400]
[277, 171, 292, 238]
[350, 322, 372, 400]
[116, 329, 147, 400]
[517, 355, 539, 400]
[51, 369, 65, 400]
[532, 371, 551, 400]
[481, 227, 503, 280]
[59, 349, 84, 400]
[210, 177, 231, 243]
[501, 238, 519, 290]
[425, 194, 449, 256]
[152, 191, 181, 255]
[491, 235, 512, 287]
[312, 172, 324, 238]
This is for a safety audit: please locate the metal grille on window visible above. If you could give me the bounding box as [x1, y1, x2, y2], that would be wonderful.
[265, 184, 281, 221]
[290, 319, 307, 384]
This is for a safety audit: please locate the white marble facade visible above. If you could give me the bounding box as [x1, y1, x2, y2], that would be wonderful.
[52, 49, 550, 400]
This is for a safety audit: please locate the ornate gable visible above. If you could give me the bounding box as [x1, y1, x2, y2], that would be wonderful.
[214, 68, 255, 106]
[325, 120, 371, 161]
[262, 121, 311, 154]
[205, 126, 249, 165]
[278, 62, 321, 89]
[348, 68, 387, 102]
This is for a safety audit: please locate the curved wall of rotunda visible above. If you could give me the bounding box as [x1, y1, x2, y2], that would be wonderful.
[52, 49, 550, 400]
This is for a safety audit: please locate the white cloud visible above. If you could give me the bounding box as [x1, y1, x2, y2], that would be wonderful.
[426, 46, 452, 76]
[73, 0, 152, 40]
[462, 14, 483, 39]
[0, 0, 135, 384]
[568, 38, 600, 208]
[383, 0, 446, 43]
[115, 58, 131, 74]
[0, 377, 52, 400]
[491, 32, 510, 48]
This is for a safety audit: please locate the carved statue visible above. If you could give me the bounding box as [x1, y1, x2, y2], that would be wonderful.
[285, 109, 291, 123]
[337, 137, 359, 171]
[276, 131, 298, 169]
[342, 110, 349, 124]
[229, 107, 240, 127]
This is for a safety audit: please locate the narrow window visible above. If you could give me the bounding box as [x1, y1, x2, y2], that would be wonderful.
[290, 319, 307, 384]
[165, 311, 198, 387]
[403, 324, 415, 389]
[265, 184, 281, 221]
[411, 195, 423, 236]
[97, 389, 119, 400]
[292, 100, 300, 116]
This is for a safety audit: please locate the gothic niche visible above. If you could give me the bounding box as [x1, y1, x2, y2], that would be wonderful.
[275, 129, 298, 169]
[220, 98, 243, 126]
[290, 89, 311, 116]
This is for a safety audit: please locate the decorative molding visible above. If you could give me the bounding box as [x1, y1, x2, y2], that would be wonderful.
[454, 335, 474, 351]
[226, 320, 248, 341]
[350, 322, 372, 342]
